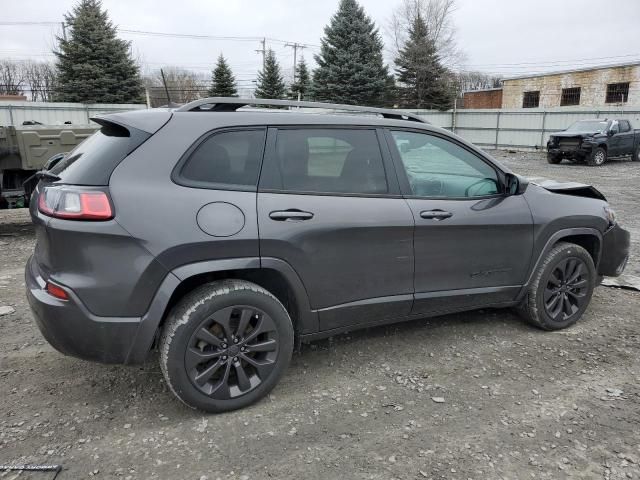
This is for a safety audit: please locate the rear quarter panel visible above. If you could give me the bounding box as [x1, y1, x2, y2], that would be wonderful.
[108, 113, 260, 275]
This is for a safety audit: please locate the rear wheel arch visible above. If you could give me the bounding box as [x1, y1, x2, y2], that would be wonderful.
[161, 268, 300, 329]
[127, 259, 317, 364]
[158, 260, 314, 339]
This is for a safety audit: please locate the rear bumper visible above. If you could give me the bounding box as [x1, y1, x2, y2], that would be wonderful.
[598, 224, 630, 277]
[25, 255, 142, 364]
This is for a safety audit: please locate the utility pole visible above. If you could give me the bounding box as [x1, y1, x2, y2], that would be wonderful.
[61, 22, 67, 41]
[284, 42, 305, 83]
[160, 68, 171, 106]
[255, 38, 266, 70]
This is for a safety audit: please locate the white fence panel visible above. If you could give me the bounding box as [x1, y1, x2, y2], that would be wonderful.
[2, 102, 640, 151]
[413, 106, 640, 150]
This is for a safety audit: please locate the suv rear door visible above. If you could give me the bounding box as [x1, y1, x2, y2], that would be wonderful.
[385, 129, 534, 315]
[257, 126, 414, 333]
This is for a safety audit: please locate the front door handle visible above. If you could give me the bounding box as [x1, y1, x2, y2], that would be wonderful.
[420, 209, 453, 220]
[269, 209, 314, 221]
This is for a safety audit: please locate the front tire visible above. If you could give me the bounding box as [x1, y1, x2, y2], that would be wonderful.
[518, 243, 595, 330]
[587, 147, 607, 166]
[547, 153, 562, 164]
[633, 145, 640, 162]
[160, 280, 294, 412]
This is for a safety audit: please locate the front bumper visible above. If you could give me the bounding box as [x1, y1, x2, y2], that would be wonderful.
[598, 224, 630, 277]
[547, 145, 593, 159]
[25, 255, 142, 364]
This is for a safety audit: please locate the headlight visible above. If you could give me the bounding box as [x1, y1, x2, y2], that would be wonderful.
[604, 205, 616, 227]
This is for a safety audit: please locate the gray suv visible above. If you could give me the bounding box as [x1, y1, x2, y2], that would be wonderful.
[26, 98, 630, 412]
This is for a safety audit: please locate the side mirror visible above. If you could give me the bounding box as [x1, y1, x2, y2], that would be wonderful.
[504, 173, 520, 195]
[608, 129, 616, 137]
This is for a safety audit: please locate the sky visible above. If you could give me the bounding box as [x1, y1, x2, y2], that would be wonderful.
[1, 0, 639, 93]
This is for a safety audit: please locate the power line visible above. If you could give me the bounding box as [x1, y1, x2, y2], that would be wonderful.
[454, 53, 640, 68]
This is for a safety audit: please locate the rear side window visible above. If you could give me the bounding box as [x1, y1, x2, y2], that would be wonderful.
[177, 129, 266, 189]
[619, 120, 631, 133]
[49, 122, 150, 185]
[262, 128, 388, 195]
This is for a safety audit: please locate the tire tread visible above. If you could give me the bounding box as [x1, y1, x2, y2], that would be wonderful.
[159, 279, 291, 411]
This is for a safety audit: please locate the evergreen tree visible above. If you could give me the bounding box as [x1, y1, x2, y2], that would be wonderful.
[288, 57, 311, 100]
[53, 0, 143, 103]
[208, 54, 237, 97]
[311, 0, 389, 106]
[254, 49, 286, 99]
[394, 13, 453, 110]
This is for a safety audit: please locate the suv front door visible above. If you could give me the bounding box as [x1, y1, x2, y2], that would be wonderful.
[386, 129, 534, 315]
[258, 127, 415, 333]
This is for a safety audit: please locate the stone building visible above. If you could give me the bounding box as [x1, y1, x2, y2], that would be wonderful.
[501, 62, 640, 109]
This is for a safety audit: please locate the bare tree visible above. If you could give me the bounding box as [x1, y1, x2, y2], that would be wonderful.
[0, 59, 25, 95]
[144, 67, 207, 106]
[22, 61, 57, 101]
[387, 0, 466, 68]
[455, 70, 502, 93]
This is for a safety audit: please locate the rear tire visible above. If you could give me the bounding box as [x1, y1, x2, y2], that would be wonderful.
[547, 153, 562, 164]
[160, 280, 294, 412]
[587, 147, 607, 166]
[518, 243, 595, 331]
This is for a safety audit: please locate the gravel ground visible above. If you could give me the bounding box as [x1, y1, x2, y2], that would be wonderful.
[0, 151, 639, 480]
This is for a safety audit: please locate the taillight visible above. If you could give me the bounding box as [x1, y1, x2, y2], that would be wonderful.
[38, 186, 113, 220]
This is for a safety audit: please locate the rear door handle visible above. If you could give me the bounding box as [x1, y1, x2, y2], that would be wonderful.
[420, 209, 453, 220]
[269, 209, 314, 221]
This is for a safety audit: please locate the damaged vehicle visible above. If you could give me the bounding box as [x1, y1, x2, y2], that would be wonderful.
[26, 98, 630, 412]
[547, 119, 640, 166]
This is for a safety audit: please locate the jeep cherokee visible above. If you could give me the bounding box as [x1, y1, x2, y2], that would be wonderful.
[26, 98, 630, 412]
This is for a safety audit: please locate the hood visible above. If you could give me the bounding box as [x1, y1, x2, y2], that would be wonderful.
[550, 131, 603, 138]
[528, 177, 606, 201]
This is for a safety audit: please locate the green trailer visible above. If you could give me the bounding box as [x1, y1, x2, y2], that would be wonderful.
[0, 123, 97, 207]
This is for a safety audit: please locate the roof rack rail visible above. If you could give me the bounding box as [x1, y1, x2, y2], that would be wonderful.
[174, 97, 428, 123]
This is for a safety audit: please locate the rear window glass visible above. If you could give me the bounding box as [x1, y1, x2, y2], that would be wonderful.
[49, 123, 149, 185]
[177, 129, 266, 189]
[263, 128, 387, 195]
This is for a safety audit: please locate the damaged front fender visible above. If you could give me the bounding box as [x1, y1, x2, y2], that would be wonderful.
[528, 178, 606, 201]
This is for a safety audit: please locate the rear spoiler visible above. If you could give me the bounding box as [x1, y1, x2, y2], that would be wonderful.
[91, 109, 172, 135]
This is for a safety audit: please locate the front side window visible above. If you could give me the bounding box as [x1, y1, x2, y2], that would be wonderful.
[390, 131, 500, 198]
[179, 129, 265, 188]
[268, 129, 388, 195]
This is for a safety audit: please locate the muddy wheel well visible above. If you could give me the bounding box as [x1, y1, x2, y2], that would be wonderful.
[556, 234, 600, 266]
[158, 268, 299, 339]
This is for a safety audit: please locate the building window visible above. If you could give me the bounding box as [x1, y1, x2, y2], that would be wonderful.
[522, 91, 540, 108]
[606, 82, 630, 103]
[560, 87, 581, 106]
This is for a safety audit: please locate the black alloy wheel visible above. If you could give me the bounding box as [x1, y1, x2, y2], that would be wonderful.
[543, 257, 590, 322]
[186, 305, 279, 399]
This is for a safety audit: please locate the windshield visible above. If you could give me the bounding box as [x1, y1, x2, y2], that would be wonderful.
[566, 120, 609, 133]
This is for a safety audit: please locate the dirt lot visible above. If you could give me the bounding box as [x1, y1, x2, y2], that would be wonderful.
[1, 152, 639, 480]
